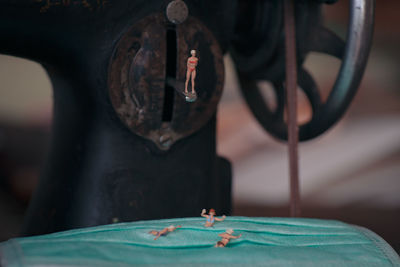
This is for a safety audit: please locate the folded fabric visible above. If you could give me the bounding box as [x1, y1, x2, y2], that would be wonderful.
[1, 216, 399, 266]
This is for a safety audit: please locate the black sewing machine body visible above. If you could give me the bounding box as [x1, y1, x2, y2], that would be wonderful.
[0, 0, 374, 236]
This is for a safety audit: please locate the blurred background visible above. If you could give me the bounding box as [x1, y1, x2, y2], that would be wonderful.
[0, 0, 399, 252]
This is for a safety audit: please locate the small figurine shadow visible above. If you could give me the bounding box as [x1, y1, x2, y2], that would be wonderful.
[166, 77, 197, 103]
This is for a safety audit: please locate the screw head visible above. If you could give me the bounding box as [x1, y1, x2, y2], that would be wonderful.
[166, 0, 188, 24]
[159, 134, 173, 149]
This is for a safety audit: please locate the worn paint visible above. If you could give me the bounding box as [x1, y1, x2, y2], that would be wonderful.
[35, 0, 108, 12]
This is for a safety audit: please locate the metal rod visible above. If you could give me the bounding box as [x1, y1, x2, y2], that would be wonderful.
[283, 0, 301, 217]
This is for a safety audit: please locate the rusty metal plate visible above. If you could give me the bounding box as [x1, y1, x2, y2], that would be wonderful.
[108, 13, 224, 150]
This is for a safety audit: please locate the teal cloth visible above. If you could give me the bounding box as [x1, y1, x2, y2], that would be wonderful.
[1, 216, 399, 266]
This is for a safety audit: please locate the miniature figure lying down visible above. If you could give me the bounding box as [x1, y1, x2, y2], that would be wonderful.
[215, 229, 242, 247]
[148, 225, 181, 240]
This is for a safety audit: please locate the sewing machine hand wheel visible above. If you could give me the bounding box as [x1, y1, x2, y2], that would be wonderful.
[234, 0, 375, 141]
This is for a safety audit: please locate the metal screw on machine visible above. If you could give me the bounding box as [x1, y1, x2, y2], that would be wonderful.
[159, 134, 173, 148]
[166, 0, 188, 24]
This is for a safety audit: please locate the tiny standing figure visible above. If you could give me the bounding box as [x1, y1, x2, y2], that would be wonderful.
[184, 49, 198, 102]
[148, 225, 181, 240]
[201, 208, 226, 227]
[215, 229, 242, 248]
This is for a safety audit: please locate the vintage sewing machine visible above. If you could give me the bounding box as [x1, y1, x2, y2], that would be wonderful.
[0, 0, 374, 236]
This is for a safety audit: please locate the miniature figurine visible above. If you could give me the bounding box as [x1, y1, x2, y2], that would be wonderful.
[215, 229, 242, 247]
[148, 225, 181, 240]
[201, 208, 226, 227]
[184, 49, 198, 102]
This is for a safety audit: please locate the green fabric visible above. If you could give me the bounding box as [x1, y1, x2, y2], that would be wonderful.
[1, 216, 399, 266]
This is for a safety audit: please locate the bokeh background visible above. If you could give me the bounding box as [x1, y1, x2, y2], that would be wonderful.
[1, 1, 399, 252]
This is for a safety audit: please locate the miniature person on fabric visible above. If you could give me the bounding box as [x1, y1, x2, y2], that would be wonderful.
[201, 208, 226, 227]
[184, 49, 198, 102]
[148, 225, 181, 240]
[215, 229, 242, 247]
